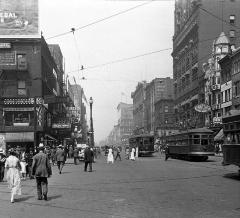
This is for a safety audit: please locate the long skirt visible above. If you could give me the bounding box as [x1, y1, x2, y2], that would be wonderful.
[6, 168, 22, 195]
[107, 154, 114, 163]
[20, 161, 27, 174]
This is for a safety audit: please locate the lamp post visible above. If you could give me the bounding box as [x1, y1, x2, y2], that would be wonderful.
[89, 97, 94, 147]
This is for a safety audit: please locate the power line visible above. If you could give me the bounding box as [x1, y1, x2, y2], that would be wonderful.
[67, 47, 172, 74]
[199, 6, 240, 30]
[46, 0, 156, 40]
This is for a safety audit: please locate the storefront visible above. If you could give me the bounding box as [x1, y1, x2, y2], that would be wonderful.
[5, 132, 34, 151]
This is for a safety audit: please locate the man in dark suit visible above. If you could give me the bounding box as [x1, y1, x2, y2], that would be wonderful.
[32, 144, 52, 200]
[55, 145, 65, 174]
[84, 146, 94, 172]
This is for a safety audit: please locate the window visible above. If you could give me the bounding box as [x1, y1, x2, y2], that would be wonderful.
[229, 30, 235, 38]
[229, 15, 235, 24]
[18, 80, 26, 96]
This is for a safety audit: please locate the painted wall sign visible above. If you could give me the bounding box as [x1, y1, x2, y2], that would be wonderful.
[0, 0, 40, 38]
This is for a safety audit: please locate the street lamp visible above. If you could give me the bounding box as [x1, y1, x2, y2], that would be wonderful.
[89, 97, 94, 147]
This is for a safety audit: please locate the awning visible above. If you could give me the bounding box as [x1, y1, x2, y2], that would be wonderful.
[214, 129, 224, 141]
[5, 132, 34, 142]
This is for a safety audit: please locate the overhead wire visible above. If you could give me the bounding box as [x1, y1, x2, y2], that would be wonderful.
[46, 0, 157, 40]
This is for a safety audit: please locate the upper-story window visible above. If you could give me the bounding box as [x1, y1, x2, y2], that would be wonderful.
[229, 15, 235, 24]
[18, 80, 26, 96]
[229, 30, 235, 38]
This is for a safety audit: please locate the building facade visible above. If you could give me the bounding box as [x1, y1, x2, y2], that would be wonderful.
[145, 77, 173, 134]
[117, 103, 133, 148]
[203, 32, 231, 128]
[131, 82, 148, 134]
[172, 0, 240, 129]
[0, 37, 73, 152]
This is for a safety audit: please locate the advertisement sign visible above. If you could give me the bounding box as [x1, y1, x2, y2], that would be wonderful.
[194, 103, 211, 113]
[0, 0, 39, 38]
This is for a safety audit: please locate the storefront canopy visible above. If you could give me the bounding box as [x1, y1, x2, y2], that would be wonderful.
[214, 129, 224, 142]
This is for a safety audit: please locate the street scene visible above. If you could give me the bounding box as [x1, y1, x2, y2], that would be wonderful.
[0, 154, 239, 218]
[0, 0, 240, 218]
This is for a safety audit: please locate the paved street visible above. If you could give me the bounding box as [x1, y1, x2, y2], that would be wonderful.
[0, 153, 239, 218]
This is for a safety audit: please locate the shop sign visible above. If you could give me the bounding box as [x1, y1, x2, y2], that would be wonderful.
[3, 107, 34, 111]
[5, 132, 34, 142]
[194, 103, 211, 113]
[0, 51, 16, 65]
[3, 97, 43, 105]
[0, 43, 11, 48]
[52, 123, 71, 129]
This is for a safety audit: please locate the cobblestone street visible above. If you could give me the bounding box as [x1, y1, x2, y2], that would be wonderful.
[0, 154, 239, 218]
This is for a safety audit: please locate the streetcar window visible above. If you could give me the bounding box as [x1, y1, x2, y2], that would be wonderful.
[201, 139, 208, 145]
[193, 135, 200, 144]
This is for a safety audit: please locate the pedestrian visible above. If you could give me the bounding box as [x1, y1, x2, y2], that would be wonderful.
[73, 147, 79, 165]
[107, 147, 114, 163]
[69, 145, 74, 158]
[165, 144, 169, 161]
[31, 144, 52, 201]
[50, 146, 56, 165]
[115, 147, 121, 161]
[26, 149, 34, 179]
[55, 145, 65, 174]
[130, 147, 135, 161]
[84, 146, 94, 172]
[5, 148, 22, 203]
[0, 148, 6, 182]
[125, 147, 129, 159]
[20, 148, 27, 180]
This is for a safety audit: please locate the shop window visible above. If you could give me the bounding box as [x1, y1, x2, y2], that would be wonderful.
[229, 15, 235, 24]
[18, 80, 26, 96]
[229, 30, 235, 38]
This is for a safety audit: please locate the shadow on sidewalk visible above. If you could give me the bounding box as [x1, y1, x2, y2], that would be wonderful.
[47, 195, 62, 201]
[15, 195, 35, 202]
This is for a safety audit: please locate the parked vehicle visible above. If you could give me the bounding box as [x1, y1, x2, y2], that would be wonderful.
[222, 111, 240, 175]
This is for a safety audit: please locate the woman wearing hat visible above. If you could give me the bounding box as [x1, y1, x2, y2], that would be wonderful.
[5, 148, 22, 203]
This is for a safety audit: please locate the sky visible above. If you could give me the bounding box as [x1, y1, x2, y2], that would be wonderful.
[39, 0, 174, 143]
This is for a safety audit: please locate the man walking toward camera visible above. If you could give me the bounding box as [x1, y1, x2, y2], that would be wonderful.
[32, 144, 52, 201]
[84, 146, 94, 172]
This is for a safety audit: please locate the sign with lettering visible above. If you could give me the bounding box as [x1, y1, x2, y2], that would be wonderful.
[0, 52, 16, 65]
[194, 103, 211, 113]
[0, 0, 40, 38]
[0, 43, 11, 48]
[3, 97, 43, 105]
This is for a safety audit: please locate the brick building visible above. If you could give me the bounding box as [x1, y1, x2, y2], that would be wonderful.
[172, 0, 240, 129]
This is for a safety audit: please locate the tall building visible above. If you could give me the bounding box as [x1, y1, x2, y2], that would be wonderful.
[203, 32, 231, 128]
[172, 0, 240, 128]
[117, 103, 133, 148]
[131, 81, 148, 134]
[145, 77, 173, 134]
[0, 37, 72, 151]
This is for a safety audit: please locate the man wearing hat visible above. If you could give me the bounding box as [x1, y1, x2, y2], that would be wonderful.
[32, 144, 52, 200]
[55, 145, 65, 174]
[0, 148, 6, 182]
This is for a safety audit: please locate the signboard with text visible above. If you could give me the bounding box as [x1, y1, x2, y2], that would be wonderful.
[0, 0, 40, 38]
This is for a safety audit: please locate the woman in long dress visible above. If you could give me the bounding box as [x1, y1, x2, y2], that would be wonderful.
[130, 147, 135, 161]
[5, 149, 22, 203]
[107, 147, 114, 163]
[20, 149, 27, 180]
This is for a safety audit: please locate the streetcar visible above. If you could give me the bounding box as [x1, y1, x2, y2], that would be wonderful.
[222, 111, 240, 175]
[129, 134, 155, 156]
[165, 128, 215, 161]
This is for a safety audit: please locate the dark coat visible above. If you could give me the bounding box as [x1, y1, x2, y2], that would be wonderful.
[84, 148, 94, 162]
[55, 148, 65, 162]
[73, 149, 79, 158]
[32, 151, 52, 178]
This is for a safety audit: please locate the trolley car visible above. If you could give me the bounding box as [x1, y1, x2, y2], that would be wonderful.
[129, 134, 154, 156]
[165, 128, 215, 161]
[222, 112, 240, 174]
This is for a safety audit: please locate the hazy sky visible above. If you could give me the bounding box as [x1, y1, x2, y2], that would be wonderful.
[40, 0, 174, 143]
